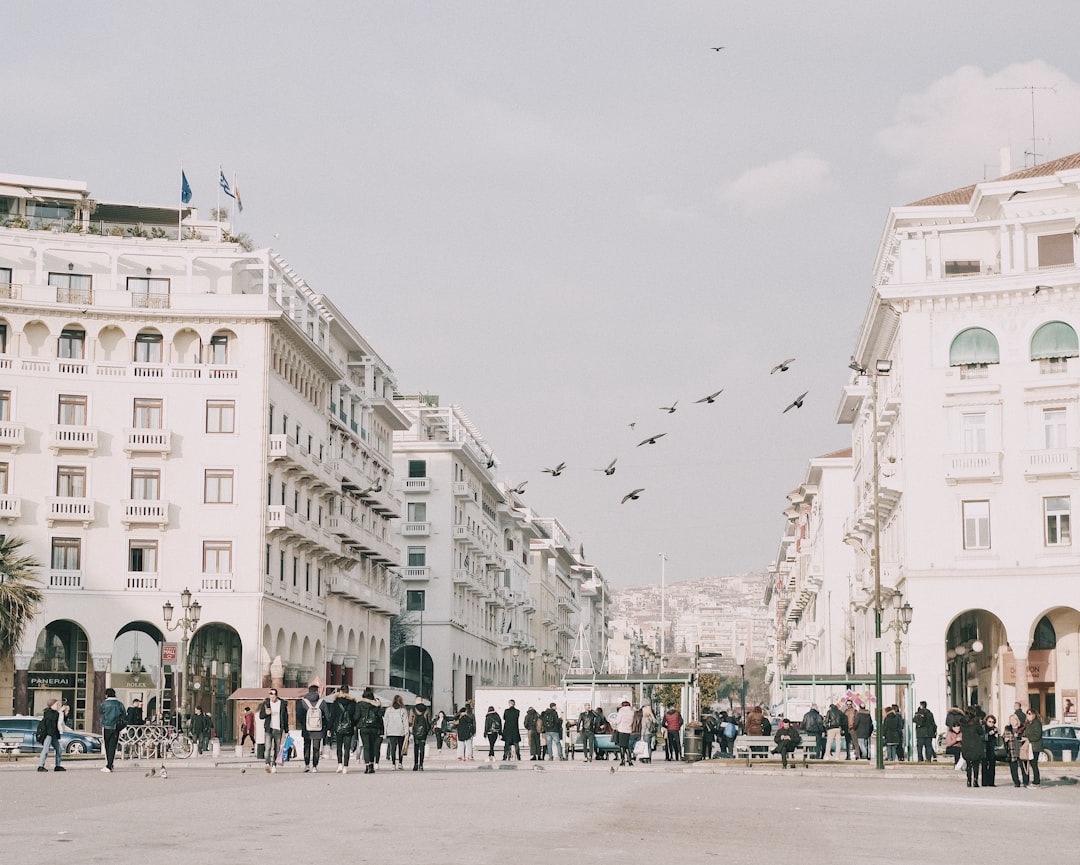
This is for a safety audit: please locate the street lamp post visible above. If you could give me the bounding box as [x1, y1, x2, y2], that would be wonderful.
[162, 588, 202, 732]
[734, 643, 747, 722]
[886, 590, 913, 673]
[512, 646, 520, 686]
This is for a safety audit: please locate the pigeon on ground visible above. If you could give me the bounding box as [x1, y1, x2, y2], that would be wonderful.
[159, 765, 168, 779]
[636, 433, 667, 446]
[542, 462, 567, 476]
[695, 390, 724, 403]
[771, 358, 796, 374]
[621, 489, 645, 504]
[783, 392, 809, 413]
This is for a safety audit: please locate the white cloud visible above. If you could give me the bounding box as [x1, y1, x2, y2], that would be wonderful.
[718, 151, 832, 212]
[878, 60, 1080, 195]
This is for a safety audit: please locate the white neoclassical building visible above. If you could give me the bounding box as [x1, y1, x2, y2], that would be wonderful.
[0, 173, 408, 735]
[835, 151, 1080, 726]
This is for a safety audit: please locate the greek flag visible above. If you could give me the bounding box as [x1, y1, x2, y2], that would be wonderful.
[219, 169, 236, 200]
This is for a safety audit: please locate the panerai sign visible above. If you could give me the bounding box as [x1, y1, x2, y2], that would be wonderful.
[1003, 650, 1055, 684]
[28, 673, 77, 689]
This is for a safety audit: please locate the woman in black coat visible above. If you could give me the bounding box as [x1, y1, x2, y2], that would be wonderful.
[959, 710, 985, 788]
[981, 714, 999, 787]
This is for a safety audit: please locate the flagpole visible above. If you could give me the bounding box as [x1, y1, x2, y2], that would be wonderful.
[178, 161, 184, 240]
[216, 164, 222, 241]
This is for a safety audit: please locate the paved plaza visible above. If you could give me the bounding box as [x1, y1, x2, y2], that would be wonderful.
[3, 751, 1079, 863]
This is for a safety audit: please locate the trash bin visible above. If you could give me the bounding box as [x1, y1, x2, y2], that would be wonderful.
[211, 738, 221, 758]
[683, 725, 704, 762]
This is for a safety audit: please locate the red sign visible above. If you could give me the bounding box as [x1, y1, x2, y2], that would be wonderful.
[161, 643, 179, 664]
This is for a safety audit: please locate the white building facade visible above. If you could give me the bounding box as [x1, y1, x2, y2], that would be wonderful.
[0, 173, 408, 734]
[838, 152, 1080, 725]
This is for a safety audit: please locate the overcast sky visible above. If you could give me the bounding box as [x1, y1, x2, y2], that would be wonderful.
[7, 3, 1080, 588]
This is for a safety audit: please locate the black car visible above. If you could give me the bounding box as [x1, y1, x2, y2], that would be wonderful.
[0, 716, 103, 755]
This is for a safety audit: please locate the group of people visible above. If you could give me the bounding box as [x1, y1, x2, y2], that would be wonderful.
[942, 702, 1044, 789]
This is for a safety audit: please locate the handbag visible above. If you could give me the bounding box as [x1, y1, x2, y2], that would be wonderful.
[954, 755, 966, 771]
[1019, 740, 1033, 761]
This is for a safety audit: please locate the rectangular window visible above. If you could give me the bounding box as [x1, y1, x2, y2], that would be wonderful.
[202, 541, 233, 574]
[945, 260, 981, 276]
[129, 540, 159, 573]
[58, 394, 88, 426]
[1038, 233, 1075, 268]
[1045, 496, 1071, 546]
[407, 546, 426, 567]
[962, 500, 991, 550]
[408, 460, 427, 478]
[279, 550, 285, 582]
[1044, 408, 1067, 449]
[961, 412, 986, 453]
[134, 333, 163, 363]
[0, 267, 10, 286]
[57, 328, 85, 359]
[49, 272, 92, 303]
[0, 390, 11, 421]
[56, 466, 86, 498]
[305, 562, 311, 592]
[204, 469, 235, 504]
[133, 398, 163, 429]
[51, 537, 81, 570]
[292, 556, 298, 587]
[208, 334, 228, 364]
[127, 277, 170, 309]
[206, 400, 235, 433]
[407, 502, 427, 522]
[0, 322, 7, 352]
[0, 461, 8, 494]
[130, 468, 160, 500]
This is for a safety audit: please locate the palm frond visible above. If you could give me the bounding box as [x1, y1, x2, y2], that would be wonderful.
[0, 536, 44, 658]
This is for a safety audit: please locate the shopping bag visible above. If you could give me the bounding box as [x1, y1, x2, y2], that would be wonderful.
[633, 740, 649, 759]
[954, 755, 966, 771]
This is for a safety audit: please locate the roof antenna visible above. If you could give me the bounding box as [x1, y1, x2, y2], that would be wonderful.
[996, 85, 1057, 167]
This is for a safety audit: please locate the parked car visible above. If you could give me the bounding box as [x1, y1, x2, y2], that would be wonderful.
[0, 716, 103, 755]
[992, 723, 1079, 763]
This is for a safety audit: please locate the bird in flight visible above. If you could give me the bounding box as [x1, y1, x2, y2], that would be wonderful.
[709, 46, 725, 51]
[508, 481, 527, 495]
[695, 389, 724, 404]
[1033, 284, 1052, 295]
[628, 422, 636, 431]
[771, 358, 796, 374]
[594, 459, 618, 476]
[637, 433, 667, 446]
[621, 488, 645, 504]
[359, 478, 383, 496]
[660, 401, 678, 414]
[485, 454, 496, 468]
[542, 462, 567, 476]
[783, 391, 809, 413]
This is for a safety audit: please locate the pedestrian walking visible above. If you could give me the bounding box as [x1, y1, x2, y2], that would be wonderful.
[913, 701, 937, 762]
[824, 702, 846, 759]
[410, 698, 432, 771]
[852, 704, 873, 760]
[455, 706, 476, 761]
[332, 686, 357, 774]
[640, 705, 657, 763]
[1024, 709, 1043, 787]
[800, 704, 825, 759]
[239, 706, 256, 754]
[385, 695, 409, 769]
[433, 710, 447, 751]
[541, 703, 564, 761]
[192, 706, 212, 755]
[36, 698, 65, 772]
[298, 682, 329, 772]
[614, 700, 635, 766]
[357, 687, 383, 775]
[483, 706, 502, 760]
[960, 708, 984, 788]
[502, 699, 521, 761]
[126, 698, 144, 728]
[98, 688, 126, 773]
[525, 706, 543, 760]
[260, 688, 288, 773]
[663, 704, 683, 761]
[982, 714, 999, 787]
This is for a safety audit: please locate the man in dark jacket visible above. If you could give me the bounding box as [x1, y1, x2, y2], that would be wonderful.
[99, 688, 127, 773]
[801, 705, 825, 759]
[913, 701, 938, 762]
[773, 718, 802, 769]
[853, 705, 873, 760]
[823, 702, 846, 759]
[501, 699, 521, 761]
[483, 706, 502, 760]
[297, 683, 329, 773]
[882, 705, 904, 761]
[540, 703, 564, 760]
[192, 706, 212, 755]
[356, 687, 383, 774]
[332, 686, 357, 774]
[259, 688, 289, 773]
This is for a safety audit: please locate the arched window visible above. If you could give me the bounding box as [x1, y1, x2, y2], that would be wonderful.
[1031, 616, 1057, 650]
[1030, 321, 1079, 361]
[949, 327, 999, 366]
[134, 331, 163, 363]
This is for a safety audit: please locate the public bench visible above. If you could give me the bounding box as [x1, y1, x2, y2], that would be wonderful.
[0, 731, 24, 758]
[733, 735, 817, 767]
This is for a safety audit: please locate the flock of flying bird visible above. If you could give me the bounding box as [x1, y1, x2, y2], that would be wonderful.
[505, 357, 809, 506]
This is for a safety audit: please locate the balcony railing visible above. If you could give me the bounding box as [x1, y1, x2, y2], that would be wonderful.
[126, 573, 159, 590]
[400, 566, 430, 580]
[121, 499, 169, 527]
[0, 420, 25, 450]
[1023, 448, 1080, 478]
[46, 496, 94, 526]
[400, 522, 431, 536]
[200, 576, 234, 591]
[49, 570, 83, 589]
[123, 428, 172, 455]
[0, 493, 20, 520]
[49, 424, 99, 453]
[401, 477, 431, 492]
[943, 451, 1003, 483]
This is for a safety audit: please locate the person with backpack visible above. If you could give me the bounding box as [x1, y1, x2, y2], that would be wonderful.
[540, 703, 564, 761]
[384, 695, 410, 770]
[483, 706, 502, 760]
[332, 685, 357, 774]
[410, 698, 432, 771]
[501, 699, 521, 761]
[298, 682, 329, 773]
[36, 698, 65, 773]
[356, 687, 383, 775]
[801, 704, 825, 759]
